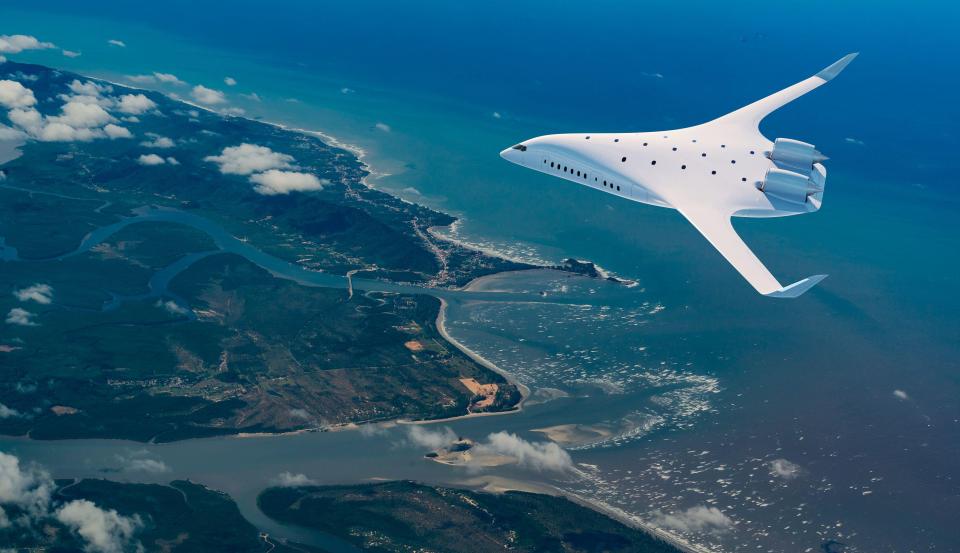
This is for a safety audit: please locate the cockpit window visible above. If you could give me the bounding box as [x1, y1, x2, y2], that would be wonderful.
[511, 144, 527, 151]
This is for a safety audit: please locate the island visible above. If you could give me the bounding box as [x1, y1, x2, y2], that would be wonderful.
[257, 480, 684, 553]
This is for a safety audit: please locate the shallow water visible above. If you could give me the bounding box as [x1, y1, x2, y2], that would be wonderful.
[2, 3, 960, 551]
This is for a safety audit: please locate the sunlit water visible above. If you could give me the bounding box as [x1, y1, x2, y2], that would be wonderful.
[2, 3, 959, 551]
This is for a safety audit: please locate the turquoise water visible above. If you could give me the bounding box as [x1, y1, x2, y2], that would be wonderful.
[2, 3, 960, 551]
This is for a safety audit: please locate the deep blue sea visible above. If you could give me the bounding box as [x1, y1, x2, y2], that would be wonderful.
[2, 2, 959, 552]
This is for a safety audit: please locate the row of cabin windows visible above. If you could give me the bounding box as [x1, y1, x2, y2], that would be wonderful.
[545, 160, 620, 191]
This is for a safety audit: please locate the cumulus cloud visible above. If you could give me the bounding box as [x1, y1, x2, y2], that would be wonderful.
[893, 389, 910, 401]
[406, 426, 458, 450]
[491, 111, 502, 119]
[136, 154, 166, 166]
[474, 431, 573, 473]
[0, 403, 23, 419]
[56, 499, 142, 553]
[374, 122, 391, 132]
[250, 170, 324, 195]
[128, 72, 184, 86]
[191, 84, 226, 105]
[407, 425, 457, 450]
[6, 308, 38, 326]
[14, 283, 53, 304]
[240, 92, 261, 102]
[272, 472, 318, 487]
[204, 143, 294, 175]
[155, 299, 189, 315]
[114, 451, 170, 474]
[62, 49, 82, 58]
[340, 87, 354, 95]
[140, 133, 174, 148]
[67, 80, 112, 99]
[0, 35, 55, 55]
[0, 80, 37, 109]
[0, 452, 144, 553]
[769, 458, 801, 479]
[50, 102, 114, 128]
[107, 39, 126, 48]
[224, 77, 237, 86]
[0, 451, 54, 515]
[651, 505, 734, 534]
[103, 124, 132, 139]
[115, 94, 156, 115]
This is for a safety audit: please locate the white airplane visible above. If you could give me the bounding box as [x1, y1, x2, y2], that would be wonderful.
[501, 54, 857, 298]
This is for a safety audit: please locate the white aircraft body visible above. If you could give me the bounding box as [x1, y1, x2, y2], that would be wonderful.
[501, 54, 857, 298]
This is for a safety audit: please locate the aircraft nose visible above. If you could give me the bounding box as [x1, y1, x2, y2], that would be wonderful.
[500, 143, 527, 163]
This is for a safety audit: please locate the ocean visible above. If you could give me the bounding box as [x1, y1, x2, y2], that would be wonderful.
[2, 2, 959, 551]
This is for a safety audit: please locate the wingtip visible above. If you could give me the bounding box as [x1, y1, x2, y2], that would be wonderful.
[816, 53, 858, 82]
[765, 274, 828, 299]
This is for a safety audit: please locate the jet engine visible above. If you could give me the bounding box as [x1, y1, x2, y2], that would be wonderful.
[758, 167, 824, 206]
[757, 138, 828, 208]
[768, 138, 826, 172]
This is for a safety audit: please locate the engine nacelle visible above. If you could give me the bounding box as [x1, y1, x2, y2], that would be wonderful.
[758, 167, 823, 206]
[769, 138, 826, 171]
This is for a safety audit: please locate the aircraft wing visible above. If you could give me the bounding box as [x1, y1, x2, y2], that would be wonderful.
[672, 204, 827, 298]
[713, 53, 858, 131]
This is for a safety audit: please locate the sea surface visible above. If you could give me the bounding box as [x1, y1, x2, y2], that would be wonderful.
[2, 2, 959, 552]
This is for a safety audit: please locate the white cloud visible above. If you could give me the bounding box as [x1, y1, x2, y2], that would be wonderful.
[0, 403, 22, 419]
[0, 35, 55, 54]
[8, 107, 42, 133]
[36, 122, 102, 142]
[406, 426, 457, 450]
[0, 56, 6, 64]
[204, 143, 294, 175]
[107, 39, 126, 48]
[154, 72, 184, 85]
[50, 102, 114, 128]
[893, 389, 910, 401]
[0, 452, 53, 515]
[240, 92, 261, 102]
[0, 80, 37, 109]
[103, 124, 132, 139]
[769, 458, 801, 479]
[845, 137, 866, 146]
[474, 431, 573, 473]
[137, 154, 166, 166]
[224, 77, 237, 86]
[272, 472, 317, 487]
[165, 157, 179, 165]
[5, 308, 38, 326]
[62, 50, 82, 58]
[155, 300, 189, 315]
[115, 94, 156, 115]
[56, 499, 142, 553]
[250, 170, 324, 196]
[140, 134, 174, 148]
[126, 72, 184, 87]
[191, 85, 226, 105]
[114, 451, 170, 475]
[67, 80, 112, 98]
[651, 505, 734, 534]
[374, 122, 391, 132]
[14, 283, 53, 304]
[288, 408, 311, 420]
[492, 111, 502, 119]
[340, 87, 354, 95]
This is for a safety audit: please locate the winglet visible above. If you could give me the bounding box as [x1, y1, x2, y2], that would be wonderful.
[816, 53, 859, 82]
[765, 274, 828, 298]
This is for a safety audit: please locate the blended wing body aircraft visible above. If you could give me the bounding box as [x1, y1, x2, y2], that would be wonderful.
[501, 54, 857, 298]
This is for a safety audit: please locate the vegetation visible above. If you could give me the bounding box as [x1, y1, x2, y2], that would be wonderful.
[258, 481, 683, 553]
